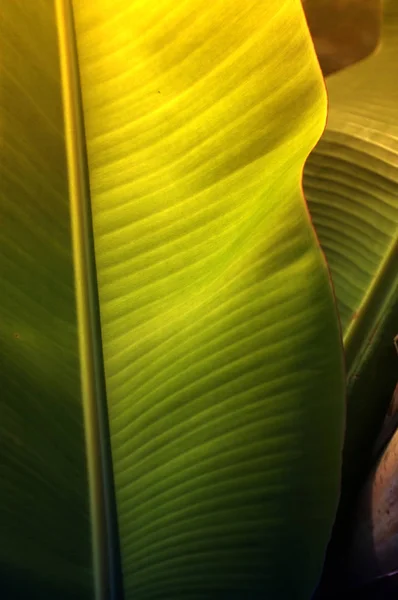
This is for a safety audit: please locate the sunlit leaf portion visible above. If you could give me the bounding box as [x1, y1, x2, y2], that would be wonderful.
[69, 1, 345, 598]
[0, 2, 93, 599]
[304, 0, 398, 496]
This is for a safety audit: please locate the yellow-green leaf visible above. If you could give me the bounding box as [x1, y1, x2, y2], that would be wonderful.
[0, 1, 345, 598]
[304, 0, 398, 502]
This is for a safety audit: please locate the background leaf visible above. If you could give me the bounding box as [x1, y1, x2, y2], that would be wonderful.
[304, 0, 398, 509]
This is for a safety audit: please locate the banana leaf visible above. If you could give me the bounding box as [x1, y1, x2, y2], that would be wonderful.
[0, 1, 345, 598]
[304, 0, 398, 506]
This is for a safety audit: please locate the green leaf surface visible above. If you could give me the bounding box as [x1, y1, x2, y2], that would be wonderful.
[1, 1, 345, 599]
[0, 2, 93, 599]
[303, 0, 398, 500]
[68, 1, 344, 598]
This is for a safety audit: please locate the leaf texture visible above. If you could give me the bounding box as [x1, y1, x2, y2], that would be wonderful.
[303, 0, 398, 498]
[0, 2, 93, 598]
[68, 1, 345, 598]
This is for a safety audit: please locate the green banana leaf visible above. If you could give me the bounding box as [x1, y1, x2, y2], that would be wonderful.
[0, 3, 93, 600]
[304, 0, 398, 504]
[0, 1, 345, 599]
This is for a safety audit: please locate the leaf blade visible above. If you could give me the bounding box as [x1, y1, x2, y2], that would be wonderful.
[72, 1, 345, 598]
[0, 1, 93, 597]
[303, 0, 398, 498]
